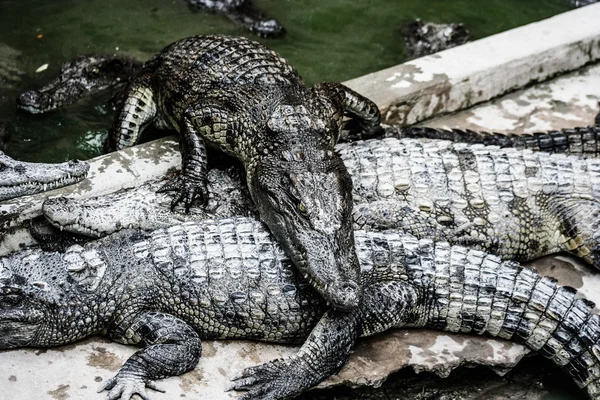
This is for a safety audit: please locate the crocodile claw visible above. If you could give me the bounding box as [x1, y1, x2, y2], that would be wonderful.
[230, 359, 301, 400]
[158, 174, 208, 212]
[98, 373, 165, 400]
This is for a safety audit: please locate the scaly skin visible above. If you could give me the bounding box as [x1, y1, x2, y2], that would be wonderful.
[16, 55, 141, 114]
[399, 125, 600, 157]
[0, 152, 89, 202]
[1, 218, 600, 399]
[45, 136, 600, 272]
[400, 20, 470, 59]
[106, 35, 383, 310]
[185, 0, 285, 38]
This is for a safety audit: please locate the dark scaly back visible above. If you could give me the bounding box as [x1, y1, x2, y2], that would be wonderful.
[399, 126, 600, 157]
[149, 35, 300, 87]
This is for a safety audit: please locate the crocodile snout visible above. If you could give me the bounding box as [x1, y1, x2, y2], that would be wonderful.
[17, 90, 41, 107]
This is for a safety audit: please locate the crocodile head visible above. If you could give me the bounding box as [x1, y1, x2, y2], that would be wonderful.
[16, 55, 140, 114]
[249, 18, 286, 38]
[401, 20, 470, 59]
[248, 147, 361, 310]
[0, 266, 46, 349]
[0, 152, 89, 201]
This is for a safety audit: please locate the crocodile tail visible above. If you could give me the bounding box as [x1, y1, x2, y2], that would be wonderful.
[421, 244, 600, 397]
[401, 126, 600, 156]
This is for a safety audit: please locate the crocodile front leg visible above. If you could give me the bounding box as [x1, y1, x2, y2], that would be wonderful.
[230, 310, 360, 400]
[159, 107, 218, 211]
[106, 79, 158, 152]
[313, 82, 382, 141]
[230, 279, 416, 400]
[101, 311, 202, 400]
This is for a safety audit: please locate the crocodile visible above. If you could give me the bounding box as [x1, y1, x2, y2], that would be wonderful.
[400, 20, 470, 59]
[106, 34, 382, 310]
[44, 136, 600, 273]
[184, 0, 285, 38]
[570, 0, 598, 6]
[1, 218, 600, 400]
[16, 55, 141, 114]
[0, 152, 89, 202]
[397, 125, 600, 157]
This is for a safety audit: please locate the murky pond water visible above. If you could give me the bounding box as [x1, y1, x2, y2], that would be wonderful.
[0, 0, 572, 162]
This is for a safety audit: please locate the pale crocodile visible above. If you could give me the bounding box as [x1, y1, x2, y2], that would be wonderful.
[0, 152, 89, 202]
[44, 135, 600, 273]
[1, 218, 600, 399]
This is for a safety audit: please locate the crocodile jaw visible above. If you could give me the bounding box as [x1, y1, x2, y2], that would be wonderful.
[0, 153, 89, 201]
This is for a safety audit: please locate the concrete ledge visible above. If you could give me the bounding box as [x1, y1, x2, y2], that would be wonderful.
[345, 4, 600, 126]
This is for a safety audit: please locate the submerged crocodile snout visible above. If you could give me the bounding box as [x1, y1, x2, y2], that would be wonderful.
[17, 90, 41, 107]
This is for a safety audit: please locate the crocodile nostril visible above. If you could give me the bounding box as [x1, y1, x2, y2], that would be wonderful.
[330, 281, 362, 310]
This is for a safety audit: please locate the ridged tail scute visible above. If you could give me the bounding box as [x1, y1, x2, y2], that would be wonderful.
[401, 126, 600, 156]
[420, 243, 600, 398]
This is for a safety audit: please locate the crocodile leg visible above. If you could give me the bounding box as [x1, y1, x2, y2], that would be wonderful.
[106, 79, 158, 152]
[159, 110, 212, 211]
[546, 195, 600, 270]
[230, 278, 416, 400]
[101, 311, 202, 400]
[312, 82, 382, 141]
[354, 201, 449, 240]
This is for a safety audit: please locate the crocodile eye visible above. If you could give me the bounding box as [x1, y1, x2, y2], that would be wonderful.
[298, 201, 307, 214]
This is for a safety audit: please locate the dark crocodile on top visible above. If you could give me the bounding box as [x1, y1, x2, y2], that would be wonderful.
[16, 55, 141, 114]
[400, 20, 470, 59]
[0, 151, 89, 202]
[2, 218, 600, 400]
[106, 34, 382, 310]
[45, 135, 600, 274]
[184, 0, 285, 38]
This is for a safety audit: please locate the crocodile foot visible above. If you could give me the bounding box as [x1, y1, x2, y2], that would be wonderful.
[158, 174, 208, 212]
[229, 358, 308, 400]
[98, 372, 165, 400]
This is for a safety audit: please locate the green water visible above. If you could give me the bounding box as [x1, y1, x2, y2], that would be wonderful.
[0, 0, 572, 162]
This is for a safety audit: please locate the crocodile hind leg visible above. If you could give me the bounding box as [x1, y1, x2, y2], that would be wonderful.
[106, 79, 158, 152]
[312, 82, 383, 141]
[545, 195, 600, 270]
[100, 311, 202, 400]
